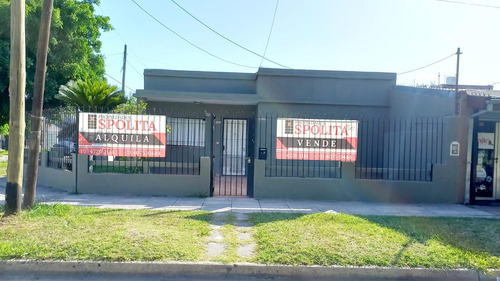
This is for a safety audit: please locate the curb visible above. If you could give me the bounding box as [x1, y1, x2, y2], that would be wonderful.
[0, 261, 498, 280]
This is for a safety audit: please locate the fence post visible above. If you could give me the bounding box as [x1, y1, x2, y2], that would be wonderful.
[74, 108, 79, 194]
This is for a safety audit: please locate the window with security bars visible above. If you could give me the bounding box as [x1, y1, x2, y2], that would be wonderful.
[166, 118, 206, 146]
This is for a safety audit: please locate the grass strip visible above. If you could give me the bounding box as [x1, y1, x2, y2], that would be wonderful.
[0, 160, 6, 177]
[0, 204, 212, 261]
[249, 213, 500, 270]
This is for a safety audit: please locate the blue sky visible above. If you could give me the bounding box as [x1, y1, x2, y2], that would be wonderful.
[97, 0, 500, 94]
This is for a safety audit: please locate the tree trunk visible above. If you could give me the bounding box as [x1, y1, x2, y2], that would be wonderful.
[5, 0, 26, 216]
[23, 0, 54, 209]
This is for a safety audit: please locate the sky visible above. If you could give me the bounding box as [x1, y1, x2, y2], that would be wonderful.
[97, 0, 500, 95]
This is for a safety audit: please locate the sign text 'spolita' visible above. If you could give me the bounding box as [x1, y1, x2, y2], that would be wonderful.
[276, 118, 358, 161]
[78, 113, 166, 157]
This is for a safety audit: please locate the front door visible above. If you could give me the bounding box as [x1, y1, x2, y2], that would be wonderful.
[474, 121, 500, 200]
[212, 118, 254, 197]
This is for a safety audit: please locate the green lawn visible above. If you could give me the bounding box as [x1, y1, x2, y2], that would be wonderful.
[0, 204, 212, 261]
[0, 150, 6, 177]
[0, 161, 6, 177]
[0, 205, 499, 269]
[249, 213, 500, 270]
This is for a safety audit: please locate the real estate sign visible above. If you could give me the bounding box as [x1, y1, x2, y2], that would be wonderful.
[78, 112, 166, 157]
[276, 118, 358, 161]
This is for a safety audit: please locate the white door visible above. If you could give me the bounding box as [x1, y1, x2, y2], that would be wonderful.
[222, 119, 247, 176]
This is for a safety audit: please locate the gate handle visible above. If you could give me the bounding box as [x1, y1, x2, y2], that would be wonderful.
[247, 157, 252, 164]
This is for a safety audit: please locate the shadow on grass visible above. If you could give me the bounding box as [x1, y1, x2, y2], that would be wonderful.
[223, 212, 500, 269]
[358, 215, 500, 264]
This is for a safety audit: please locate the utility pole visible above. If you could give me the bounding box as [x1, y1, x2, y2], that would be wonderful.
[122, 44, 127, 97]
[5, 0, 26, 215]
[455, 47, 462, 114]
[23, 0, 54, 209]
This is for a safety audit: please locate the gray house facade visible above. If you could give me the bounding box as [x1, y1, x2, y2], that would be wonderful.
[132, 68, 465, 203]
[34, 67, 500, 204]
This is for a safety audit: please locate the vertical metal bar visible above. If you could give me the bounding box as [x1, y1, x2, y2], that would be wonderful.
[273, 114, 276, 177]
[290, 115, 294, 178]
[413, 118, 418, 181]
[280, 115, 284, 177]
[376, 117, 381, 179]
[396, 117, 401, 180]
[370, 118, 375, 179]
[418, 118, 423, 181]
[424, 117, 429, 181]
[440, 118, 444, 164]
[242, 119, 247, 196]
[380, 117, 385, 180]
[430, 117, 435, 169]
[408, 117, 413, 181]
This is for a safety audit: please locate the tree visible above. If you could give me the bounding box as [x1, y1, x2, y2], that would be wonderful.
[114, 96, 147, 115]
[0, 0, 112, 125]
[24, 0, 54, 209]
[55, 80, 126, 109]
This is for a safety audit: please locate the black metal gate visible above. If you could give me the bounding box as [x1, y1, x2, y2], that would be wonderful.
[211, 118, 254, 197]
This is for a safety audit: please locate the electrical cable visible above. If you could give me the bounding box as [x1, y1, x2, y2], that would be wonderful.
[398, 53, 455, 76]
[436, 0, 500, 9]
[130, 0, 257, 69]
[170, 0, 290, 69]
[127, 61, 143, 77]
[105, 73, 134, 91]
[97, 5, 149, 69]
[259, 0, 280, 68]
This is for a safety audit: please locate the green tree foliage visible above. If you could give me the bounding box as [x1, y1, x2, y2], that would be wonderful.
[114, 97, 147, 114]
[0, 123, 8, 135]
[0, 0, 112, 125]
[55, 80, 126, 109]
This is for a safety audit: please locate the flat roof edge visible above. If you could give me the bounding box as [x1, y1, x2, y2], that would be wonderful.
[145, 69, 257, 80]
[257, 68, 397, 80]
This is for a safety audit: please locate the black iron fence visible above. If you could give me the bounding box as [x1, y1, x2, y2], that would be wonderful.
[35, 108, 445, 182]
[37, 106, 208, 175]
[355, 117, 445, 181]
[258, 113, 344, 178]
[258, 113, 445, 181]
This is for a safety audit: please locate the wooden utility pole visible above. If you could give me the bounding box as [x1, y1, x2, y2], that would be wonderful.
[5, 0, 26, 215]
[122, 44, 127, 96]
[23, 0, 54, 209]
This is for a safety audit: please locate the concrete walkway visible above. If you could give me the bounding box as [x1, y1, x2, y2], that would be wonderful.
[0, 178, 499, 218]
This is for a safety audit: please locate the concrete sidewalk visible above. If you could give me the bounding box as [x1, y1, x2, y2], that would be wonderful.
[0, 178, 499, 218]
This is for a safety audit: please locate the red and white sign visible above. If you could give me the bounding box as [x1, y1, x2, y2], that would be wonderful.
[478, 132, 494, 150]
[78, 112, 166, 157]
[276, 118, 358, 161]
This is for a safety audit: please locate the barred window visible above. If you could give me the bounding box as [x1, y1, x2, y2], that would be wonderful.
[166, 118, 206, 146]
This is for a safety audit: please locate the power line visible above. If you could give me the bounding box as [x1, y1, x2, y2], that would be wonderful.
[398, 53, 455, 76]
[106, 73, 134, 91]
[260, 0, 280, 68]
[436, 0, 500, 9]
[131, 0, 256, 69]
[170, 0, 290, 69]
[127, 61, 143, 77]
[97, 5, 149, 69]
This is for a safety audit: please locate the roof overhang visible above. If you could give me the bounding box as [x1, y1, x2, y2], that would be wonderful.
[135, 90, 259, 105]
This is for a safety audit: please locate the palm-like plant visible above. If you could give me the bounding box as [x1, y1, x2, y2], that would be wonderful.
[55, 80, 127, 110]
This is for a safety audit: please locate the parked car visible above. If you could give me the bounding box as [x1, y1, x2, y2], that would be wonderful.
[52, 140, 76, 156]
[51, 140, 75, 170]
